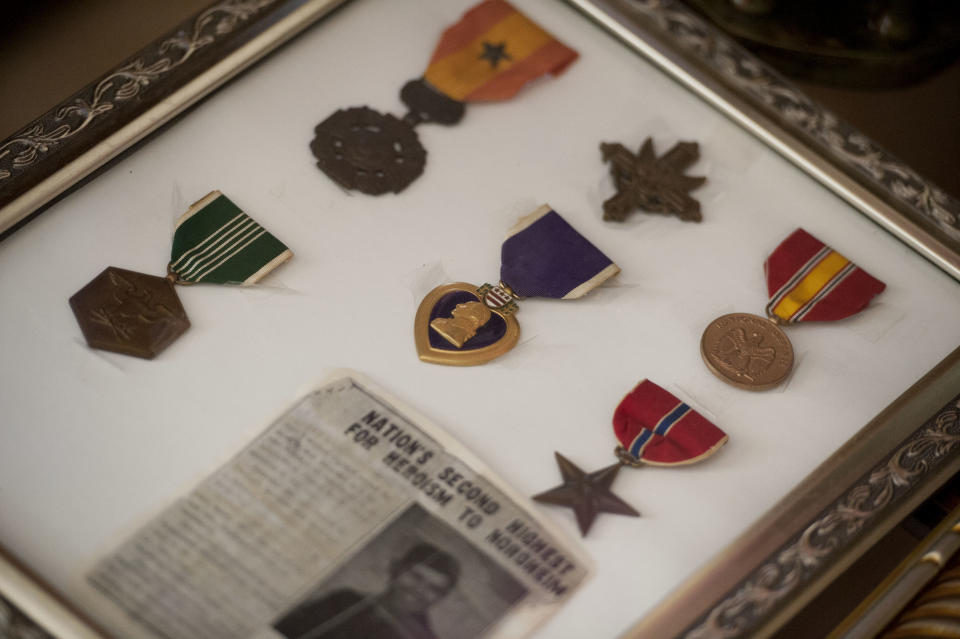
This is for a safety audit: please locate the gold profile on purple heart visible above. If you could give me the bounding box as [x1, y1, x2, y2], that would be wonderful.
[414, 282, 520, 366]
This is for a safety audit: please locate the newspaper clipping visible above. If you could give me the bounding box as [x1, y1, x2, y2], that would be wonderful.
[88, 374, 588, 639]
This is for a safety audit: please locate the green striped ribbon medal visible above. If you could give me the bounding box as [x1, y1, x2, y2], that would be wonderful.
[69, 191, 292, 359]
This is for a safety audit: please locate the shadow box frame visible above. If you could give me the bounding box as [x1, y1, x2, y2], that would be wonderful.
[0, 1, 959, 638]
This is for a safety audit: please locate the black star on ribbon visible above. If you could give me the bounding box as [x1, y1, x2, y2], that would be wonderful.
[533, 452, 640, 536]
[479, 41, 512, 69]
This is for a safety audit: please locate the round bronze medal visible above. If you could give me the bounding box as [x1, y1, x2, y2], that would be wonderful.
[700, 313, 794, 391]
[310, 106, 426, 195]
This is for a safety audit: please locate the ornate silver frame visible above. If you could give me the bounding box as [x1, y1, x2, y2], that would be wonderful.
[0, 0, 349, 238]
[1, 1, 959, 638]
[554, 3, 960, 636]
[630, 348, 960, 638]
[564, 0, 960, 282]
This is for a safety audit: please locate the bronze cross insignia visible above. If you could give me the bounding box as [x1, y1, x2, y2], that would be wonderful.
[600, 137, 706, 223]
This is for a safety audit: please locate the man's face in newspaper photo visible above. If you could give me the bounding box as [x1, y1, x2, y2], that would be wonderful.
[272, 542, 462, 639]
[384, 561, 455, 613]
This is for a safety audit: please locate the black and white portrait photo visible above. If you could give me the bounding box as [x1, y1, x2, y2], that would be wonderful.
[273, 504, 527, 639]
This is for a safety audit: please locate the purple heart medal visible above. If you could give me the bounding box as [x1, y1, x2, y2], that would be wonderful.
[415, 204, 620, 365]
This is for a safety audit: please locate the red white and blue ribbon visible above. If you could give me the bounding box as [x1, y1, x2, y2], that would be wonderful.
[499, 204, 619, 299]
[612, 380, 727, 466]
[764, 228, 885, 325]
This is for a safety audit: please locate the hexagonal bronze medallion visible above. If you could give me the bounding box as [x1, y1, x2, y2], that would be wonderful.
[69, 266, 190, 359]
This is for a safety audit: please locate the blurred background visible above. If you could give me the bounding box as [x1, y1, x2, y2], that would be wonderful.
[686, 0, 960, 197]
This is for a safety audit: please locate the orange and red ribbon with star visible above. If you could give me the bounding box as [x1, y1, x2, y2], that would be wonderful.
[423, 0, 578, 102]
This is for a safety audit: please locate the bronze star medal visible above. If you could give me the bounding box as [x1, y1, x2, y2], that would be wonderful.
[69, 191, 292, 359]
[533, 453, 639, 536]
[600, 137, 706, 222]
[534, 381, 729, 537]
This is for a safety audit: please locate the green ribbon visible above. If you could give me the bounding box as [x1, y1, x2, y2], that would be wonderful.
[169, 191, 291, 285]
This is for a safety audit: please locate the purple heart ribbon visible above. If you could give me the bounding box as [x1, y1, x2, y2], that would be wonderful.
[500, 205, 619, 299]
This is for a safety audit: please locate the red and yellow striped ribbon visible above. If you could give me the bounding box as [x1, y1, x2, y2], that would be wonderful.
[764, 229, 885, 324]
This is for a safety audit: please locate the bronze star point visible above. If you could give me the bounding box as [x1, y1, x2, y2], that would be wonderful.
[533, 452, 639, 536]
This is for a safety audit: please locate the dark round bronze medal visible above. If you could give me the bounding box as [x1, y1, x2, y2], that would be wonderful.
[310, 106, 426, 196]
